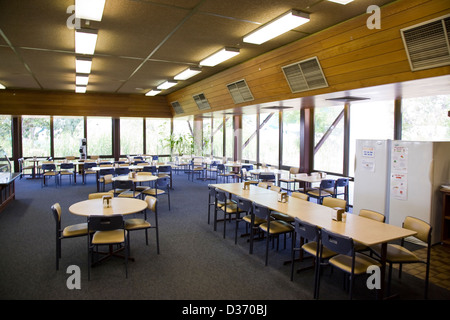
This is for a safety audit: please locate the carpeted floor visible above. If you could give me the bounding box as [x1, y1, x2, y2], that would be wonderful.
[1, 172, 449, 304]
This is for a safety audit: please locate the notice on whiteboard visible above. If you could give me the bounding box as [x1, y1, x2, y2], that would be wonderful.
[391, 173, 408, 200]
[361, 146, 375, 172]
[392, 146, 408, 173]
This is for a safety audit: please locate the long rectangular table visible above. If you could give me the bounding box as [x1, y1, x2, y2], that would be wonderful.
[210, 182, 416, 299]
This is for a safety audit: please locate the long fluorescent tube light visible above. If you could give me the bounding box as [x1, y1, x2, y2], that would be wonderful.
[75, 28, 98, 55]
[145, 90, 161, 96]
[76, 73, 89, 85]
[0, 83, 5, 89]
[75, 86, 87, 93]
[75, 0, 106, 21]
[327, 0, 354, 4]
[199, 47, 240, 67]
[76, 57, 92, 73]
[174, 67, 202, 80]
[157, 81, 177, 90]
[243, 10, 310, 45]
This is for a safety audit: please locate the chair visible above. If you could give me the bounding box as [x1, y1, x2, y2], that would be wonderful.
[322, 197, 347, 210]
[142, 165, 157, 175]
[157, 165, 172, 178]
[326, 178, 349, 209]
[257, 182, 270, 189]
[51, 203, 90, 270]
[237, 164, 253, 182]
[214, 189, 242, 239]
[371, 216, 432, 299]
[292, 192, 309, 201]
[291, 218, 337, 298]
[318, 228, 381, 299]
[359, 209, 385, 223]
[188, 160, 204, 181]
[88, 192, 114, 199]
[253, 203, 294, 266]
[59, 162, 75, 185]
[114, 180, 142, 199]
[82, 162, 97, 184]
[234, 196, 253, 246]
[18, 158, 34, 179]
[41, 163, 58, 187]
[259, 172, 276, 184]
[294, 173, 308, 193]
[216, 164, 236, 183]
[279, 167, 299, 192]
[98, 168, 115, 191]
[115, 166, 130, 176]
[269, 186, 295, 224]
[141, 177, 170, 210]
[306, 179, 335, 204]
[125, 196, 159, 254]
[206, 161, 219, 180]
[87, 215, 129, 280]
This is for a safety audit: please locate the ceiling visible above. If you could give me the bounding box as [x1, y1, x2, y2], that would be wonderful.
[1, 0, 403, 97]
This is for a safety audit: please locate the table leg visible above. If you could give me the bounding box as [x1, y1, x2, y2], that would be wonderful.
[378, 242, 387, 300]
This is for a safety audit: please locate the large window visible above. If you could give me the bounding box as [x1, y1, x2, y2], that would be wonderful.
[87, 117, 112, 156]
[349, 100, 394, 177]
[0, 115, 12, 158]
[202, 118, 211, 157]
[242, 114, 257, 162]
[22, 115, 51, 158]
[282, 109, 300, 167]
[146, 118, 171, 155]
[225, 116, 233, 159]
[402, 95, 450, 141]
[259, 112, 279, 166]
[212, 117, 223, 158]
[172, 118, 193, 156]
[120, 117, 143, 155]
[314, 106, 344, 174]
[53, 116, 84, 158]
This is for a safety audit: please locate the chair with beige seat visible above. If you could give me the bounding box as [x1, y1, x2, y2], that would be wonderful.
[88, 192, 114, 199]
[125, 196, 160, 254]
[51, 203, 91, 270]
[214, 189, 243, 239]
[317, 228, 381, 299]
[292, 192, 309, 201]
[355, 209, 385, 253]
[371, 216, 432, 299]
[42, 163, 58, 187]
[279, 167, 300, 192]
[322, 197, 347, 210]
[141, 176, 170, 210]
[306, 179, 335, 204]
[59, 162, 76, 185]
[269, 185, 295, 224]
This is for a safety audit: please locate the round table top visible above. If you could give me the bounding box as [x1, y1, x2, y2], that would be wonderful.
[112, 174, 158, 183]
[69, 198, 148, 217]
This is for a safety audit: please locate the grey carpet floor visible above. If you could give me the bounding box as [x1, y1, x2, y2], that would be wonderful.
[0, 172, 449, 304]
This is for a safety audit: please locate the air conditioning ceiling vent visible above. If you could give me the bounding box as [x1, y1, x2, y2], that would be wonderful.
[282, 56, 328, 93]
[193, 93, 211, 110]
[226, 79, 254, 104]
[171, 101, 184, 114]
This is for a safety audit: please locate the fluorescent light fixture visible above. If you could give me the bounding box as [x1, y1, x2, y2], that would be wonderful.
[243, 9, 310, 45]
[0, 83, 5, 89]
[75, 28, 98, 55]
[145, 90, 161, 96]
[174, 67, 202, 80]
[75, 0, 106, 21]
[327, 0, 354, 4]
[199, 47, 240, 67]
[76, 73, 89, 85]
[157, 81, 177, 90]
[76, 57, 92, 73]
[75, 86, 87, 93]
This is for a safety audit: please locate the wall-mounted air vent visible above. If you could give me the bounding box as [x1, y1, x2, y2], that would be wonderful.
[193, 93, 211, 110]
[282, 56, 328, 93]
[401, 14, 450, 71]
[226, 79, 254, 104]
[171, 101, 184, 115]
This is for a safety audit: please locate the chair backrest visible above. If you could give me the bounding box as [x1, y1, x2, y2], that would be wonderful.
[143, 166, 157, 174]
[88, 215, 124, 232]
[99, 168, 115, 176]
[359, 209, 385, 223]
[89, 192, 113, 199]
[320, 179, 335, 189]
[158, 165, 171, 173]
[145, 195, 157, 213]
[60, 162, 74, 169]
[156, 177, 169, 188]
[51, 203, 62, 224]
[289, 167, 300, 175]
[114, 179, 134, 189]
[42, 163, 56, 171]
[242, 164, 253, 171]
[321, 228, 354, 257]
[335, 178, 349, 188]
[217, 164, 225, 171]
[403, 216, 431, 244]
[270, 185, 281, 192]
[253, 203, 270, 220]
[236, 196, 252, 212]
[215, 189, 228, 203]
[294, 218, 319, 243]
[322, 197, 347, 209]
[292, 192, 309, 201]
[115, 167, 130, 175]
[259, 173, 275, 180]
[84, 162, 96, 169]
[257, 182, 270, 189]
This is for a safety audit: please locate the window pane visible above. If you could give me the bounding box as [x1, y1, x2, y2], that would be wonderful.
[402, 95, 450, 141]
[120, 118, 143, 155]
[225, 116, 233, 159]
[146, 118, 171, 155]
[0, 115, 12, 158]
[53, 116, 84, 158]
[173, 118, 193, 155]
[87, 117, 112, 156]
[22, 115, 50, 157]
[212, 117, 223, 158]
[314, 106, 344, 174]
[242, 114, 257, 162]
[203, 119, 211, 156]
[282, 110, 300, 167]
[259, 112, 279, 166]
[349, 100, 394, 177]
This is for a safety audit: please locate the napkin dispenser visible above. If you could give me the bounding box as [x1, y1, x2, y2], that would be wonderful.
[332, 207, 345, 221]
[243, 181, 251, 190]
[102, 194, 112, 208]
[277, 191, 288, 203]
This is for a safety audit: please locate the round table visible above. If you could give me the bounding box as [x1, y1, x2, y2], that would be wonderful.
[69, 197, 147, 217]
[113, 174, 158, 183]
